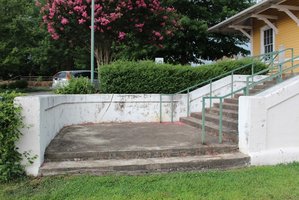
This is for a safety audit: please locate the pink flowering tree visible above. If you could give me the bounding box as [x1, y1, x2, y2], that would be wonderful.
[39, 0, 179, 66]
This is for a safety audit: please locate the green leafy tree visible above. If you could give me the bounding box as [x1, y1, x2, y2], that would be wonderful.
[163, 0, 255, 63]
[31, 35, 91, 75]
[39, 0, 179, 66]
[117, 0, 254, 64]
[0, 0, 91, 79]
[0, 0, 40, 79]
[199, 0, 254, 60]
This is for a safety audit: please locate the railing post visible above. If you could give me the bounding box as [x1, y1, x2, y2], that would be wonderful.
[219, 98, 223, 144]
[160, 94, 162, 123]
[251, 63, 254, 83]
[245, 77, 249, 96]
[171, 95, 174, 123]
[279, 64, 283, 83]
[243, 87, 247, 95]
[209, 80, 212, 108]
[187, 89, 190, 117]
[231, 72, 234, 98]
[291, 48, 294, 74]
[201, 98, 206, 145]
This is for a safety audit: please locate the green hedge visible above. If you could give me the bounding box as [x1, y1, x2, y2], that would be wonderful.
[99, 59, 267, 94]
[0, 92, 25, 182]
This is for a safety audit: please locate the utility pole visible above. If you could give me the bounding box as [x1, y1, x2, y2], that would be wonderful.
[90, 0, 95, 83]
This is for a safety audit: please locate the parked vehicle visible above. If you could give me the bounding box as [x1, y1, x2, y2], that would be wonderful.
[52, 70, 98, 88]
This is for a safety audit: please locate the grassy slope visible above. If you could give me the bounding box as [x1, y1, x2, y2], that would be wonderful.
[1, 163, 299, 200]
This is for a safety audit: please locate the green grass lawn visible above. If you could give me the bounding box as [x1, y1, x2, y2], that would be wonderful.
[1, 163, 299, 200]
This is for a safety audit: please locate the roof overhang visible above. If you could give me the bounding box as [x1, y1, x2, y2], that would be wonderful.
[208, 0, 286, 33]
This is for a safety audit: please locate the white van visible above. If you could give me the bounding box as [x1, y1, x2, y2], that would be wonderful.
[52, 70, 98, 88]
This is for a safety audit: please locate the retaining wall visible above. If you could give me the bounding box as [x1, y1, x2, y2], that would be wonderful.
[239, 75, 299, 165]
[15, 74, 266, 176]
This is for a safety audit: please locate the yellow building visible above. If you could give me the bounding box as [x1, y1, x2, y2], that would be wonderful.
[209, 0, 299, 66]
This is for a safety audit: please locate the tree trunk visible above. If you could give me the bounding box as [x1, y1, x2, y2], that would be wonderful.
[94, 40, 113, 68]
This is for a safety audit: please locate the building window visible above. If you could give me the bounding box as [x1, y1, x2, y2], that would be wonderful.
[263, 28, 274, 54]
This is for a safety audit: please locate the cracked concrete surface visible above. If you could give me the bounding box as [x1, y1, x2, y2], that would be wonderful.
[47, 122, 233, 153]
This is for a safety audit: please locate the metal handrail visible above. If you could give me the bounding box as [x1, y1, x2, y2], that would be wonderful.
[245, 56, 299, 95]
[175, 48, 292, 95]
[202, 87, 247, 144]
[202, 48, 297, 144]
[159, 48, 293, 123]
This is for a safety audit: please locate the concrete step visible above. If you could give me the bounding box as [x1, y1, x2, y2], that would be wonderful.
[234, 93, 244, 98]
[282, 73, 298, 80]
[214, 102, 239, 111]
[233, 81, 277, 98]
[208, 108, 238, 119]
[263, 81, 276, 87]
[45, 145, 238, 162]
[253, 84, 270, 90]
[191, 110, 238, 120]
[39, 152, 250, 176]
[233, 87, 264, 98]
[249, 88, 262, 95]
[180, 117, 238, 143]
[190, 112, 238, 129]
[224, 98, 239, 104]
[263, 80, 277, 85]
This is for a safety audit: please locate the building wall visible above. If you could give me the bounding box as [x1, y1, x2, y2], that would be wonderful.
[252, 0, 299, 59]
[252, 19, 264, 56]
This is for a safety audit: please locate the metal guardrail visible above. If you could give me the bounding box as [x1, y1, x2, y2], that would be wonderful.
[0, 76, 53, 82]
[159, 48, 298, 144]
[201, 87, 247, 144]
[20, 76, 53, 81]
[159, 48, 292, 123]
[245, 55, 299, 95]
[201, 48, 297, 144]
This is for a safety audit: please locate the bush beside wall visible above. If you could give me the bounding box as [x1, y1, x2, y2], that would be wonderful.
[0, 92, 25, 182]
[99, 59, 267, 94]
[54, 77, 97, 94]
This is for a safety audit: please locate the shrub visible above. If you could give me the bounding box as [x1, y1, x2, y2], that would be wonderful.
[55, 77, 97, 94]
[99, 59, 267, 94]
[0, 91, 25, 182]
[7, 80, 28, 90]
[0, 83, 8, 90]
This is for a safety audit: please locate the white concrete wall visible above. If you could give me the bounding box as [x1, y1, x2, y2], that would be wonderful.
[239, 75, 299, 165]
[15, 94, 186, 176]
[15, 74, 267, 176]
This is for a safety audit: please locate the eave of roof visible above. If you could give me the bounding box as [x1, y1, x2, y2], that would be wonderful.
[208, 0, 285, 33]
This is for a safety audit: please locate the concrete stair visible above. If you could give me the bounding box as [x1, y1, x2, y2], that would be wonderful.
[44, 145, 238, 162]
[40, 152, 250, 176]
[39, 122, 251, 176]
[180, 117, 238, 143]
[179, 75, 295, 143]
[190, 112, 238, 130]
[40, 143, 250, 176]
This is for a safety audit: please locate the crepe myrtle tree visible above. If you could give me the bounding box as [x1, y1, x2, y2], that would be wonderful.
[38, 0, 179, 66]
